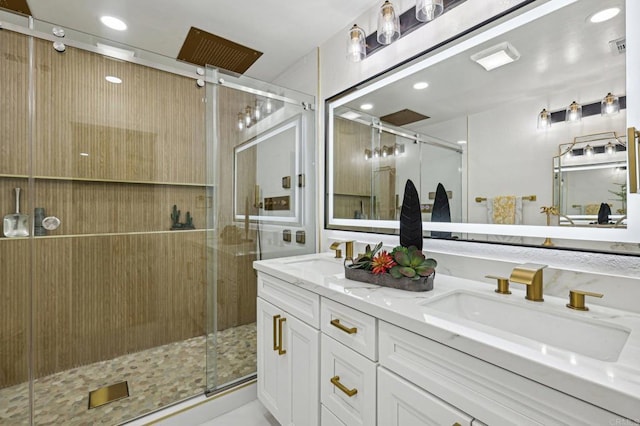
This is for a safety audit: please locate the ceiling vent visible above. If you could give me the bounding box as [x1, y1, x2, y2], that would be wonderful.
[0, 0, 31, 15]
[177, 27, 263, 75]
[609, 37, 626, 55]
[380, 109, 430, 126]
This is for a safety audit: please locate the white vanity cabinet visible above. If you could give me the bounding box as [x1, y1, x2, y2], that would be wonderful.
[257, 273, 321, 426]
[378, 321, 624, 425]
[320, 298, 378, 426]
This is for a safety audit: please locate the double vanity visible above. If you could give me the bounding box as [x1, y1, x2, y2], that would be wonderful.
[254, 252, 640, 425]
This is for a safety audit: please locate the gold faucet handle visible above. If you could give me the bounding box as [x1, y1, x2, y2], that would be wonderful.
[567, 289, 603, 311]
[329, 241, 343, 258]
[485, 275, 511, 294]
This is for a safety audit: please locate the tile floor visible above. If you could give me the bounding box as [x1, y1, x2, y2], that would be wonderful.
[0, 323, 256, 426]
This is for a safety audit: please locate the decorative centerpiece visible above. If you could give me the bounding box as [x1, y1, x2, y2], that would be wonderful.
[344, 179, 437, 292]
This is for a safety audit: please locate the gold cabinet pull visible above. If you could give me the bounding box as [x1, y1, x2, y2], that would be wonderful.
[330, 318, 357, 334]
[628, 127, 639, 193]
[567, 289, 603, 311]
[277, 317, 287, 355]
[330, 375, 358, 397]
[272, 315, 280, 351]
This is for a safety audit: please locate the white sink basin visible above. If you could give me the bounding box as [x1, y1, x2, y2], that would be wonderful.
[281, 257, 345, 275]
[421, 290, 630, 362]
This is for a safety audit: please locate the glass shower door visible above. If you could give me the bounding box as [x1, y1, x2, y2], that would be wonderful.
[205, 68, 316, 392]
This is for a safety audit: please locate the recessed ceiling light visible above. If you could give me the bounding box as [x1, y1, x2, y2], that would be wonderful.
[589, 7, 620, 23]
[470, 41, 520, 71]
[413, 82, 429, 90]
[340, 111, 361, 120]
[100, 16, 127, 31]
[105, 75, 122, 84]
[360, 103, 373, 110]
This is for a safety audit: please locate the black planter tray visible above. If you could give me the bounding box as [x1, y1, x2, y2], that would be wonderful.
[344, 266, 434, 292]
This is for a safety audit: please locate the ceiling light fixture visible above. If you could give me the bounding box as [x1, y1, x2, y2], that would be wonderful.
[601, 92, 620, 115]
[470, 42, 520, 71]
[589, 7, 620, 23]
[412, 82, 429, 90]
[565, 101, 582, 122]
[105, 75, 122, 84]
[360, 103, 373, 111]
[100, 16, 127, 31]
[537, 108, 551, 129]
[416, 0, 443, 22]
[377, 1, 400, 45]
[347, 24, 367, 62]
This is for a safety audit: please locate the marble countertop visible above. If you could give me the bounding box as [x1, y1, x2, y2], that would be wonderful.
[254, 252, 640, 422]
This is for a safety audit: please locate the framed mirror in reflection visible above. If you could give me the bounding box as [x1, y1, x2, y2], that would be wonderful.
[234, 114, 302, 224]
[326, 0, 639, 253]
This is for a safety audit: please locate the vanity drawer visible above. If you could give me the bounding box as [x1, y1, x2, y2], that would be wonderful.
[322, 404, 347, 426]
[321, 334, 377, 426]
[378, 366, 473, 426]
[321, 298, 377, 361]
[378, 321, 621, 426]
[257, 272, 320, 328]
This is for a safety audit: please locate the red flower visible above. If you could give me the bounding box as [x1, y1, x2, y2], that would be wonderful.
[371, 250, 396, 275]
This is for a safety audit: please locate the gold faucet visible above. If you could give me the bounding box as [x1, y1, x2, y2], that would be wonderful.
[509, 263, 547, 302]
[329, 241, 354, 260]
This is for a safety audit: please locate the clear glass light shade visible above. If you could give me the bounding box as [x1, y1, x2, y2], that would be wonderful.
[373, 148, 381, 158]
[237, 113, 244, 130]
[416, 0, 443, 22]
[364, 149, 372, 160]
[377, 1, 400, 45]
[265, 98, 273, 114]
[537, 108, 552, 129]
[565, 101, 582, 122]
[606, 142, 615, 155]
[347, 24, 367, 62]
[601, 92, 620, 115]
[585, 144, 594, 156]
[244, 106, 252, 127]
[394, 143, 405, 155]
[254, 100, 261, 120]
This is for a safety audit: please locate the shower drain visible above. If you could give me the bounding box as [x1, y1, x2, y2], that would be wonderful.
[88, 381, 130, 409]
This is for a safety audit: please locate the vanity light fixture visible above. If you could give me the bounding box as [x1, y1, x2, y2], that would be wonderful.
[347, 24, 367, 62]
[237, 113, 244, 131]
[565, 101, 582, 122]
[105, 75, 122, 84]
[412, 81, 429, 90]
[364, 149, 372, 160]
[394, 143, 405, 155]
[100, 16, 127, 31]
[360, 103, 373, 111]
[265, 97, 273, 114]
[416, 0, 443, 22]
[377, 1, 400, 45]
[382, 145, 389, 157]
[537, 108, 552, 129]
[589, 7, 620, 23]
[601, 92, 620, 115]
[584, 144, 594, 156]
[244, 106, 253, 127]
[254, 100, 261, 120]
[470, 42, 520, 71]
[373, 148, 381, 158]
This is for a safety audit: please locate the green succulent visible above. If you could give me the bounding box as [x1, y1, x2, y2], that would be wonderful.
[346, 242, 383, 270]
[389, 246, 437, 280]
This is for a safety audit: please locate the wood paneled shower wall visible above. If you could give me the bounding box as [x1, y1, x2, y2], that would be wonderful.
[0, 30, 260, 387]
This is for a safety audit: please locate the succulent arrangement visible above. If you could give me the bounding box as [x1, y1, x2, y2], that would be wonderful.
[346, 242, 437, 281]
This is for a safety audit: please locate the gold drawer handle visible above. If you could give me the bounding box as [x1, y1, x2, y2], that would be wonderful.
[330, 375, 358, 397]
[330, 319, 357, 334]
[277, 317, 287, 355]
[272, 315, 280, 351]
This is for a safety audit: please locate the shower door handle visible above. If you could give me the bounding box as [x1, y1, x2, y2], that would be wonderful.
[277, 317, 287, 355]
[272, 315, 281, 351]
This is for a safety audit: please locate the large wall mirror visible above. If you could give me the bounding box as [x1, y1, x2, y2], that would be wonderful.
[326, 0, 639, 253]
[235, 115, 303, 224]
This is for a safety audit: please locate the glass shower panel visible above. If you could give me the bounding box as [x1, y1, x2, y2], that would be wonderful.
[205, 69, 316, 392]
[28, 35, 207, 424]
[0, 26, 31, 426]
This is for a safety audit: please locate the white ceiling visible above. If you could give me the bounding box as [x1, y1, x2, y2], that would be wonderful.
[25, 0, 380, 82]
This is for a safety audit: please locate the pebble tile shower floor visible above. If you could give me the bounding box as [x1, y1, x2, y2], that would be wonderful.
[0, 323, 256, 425]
